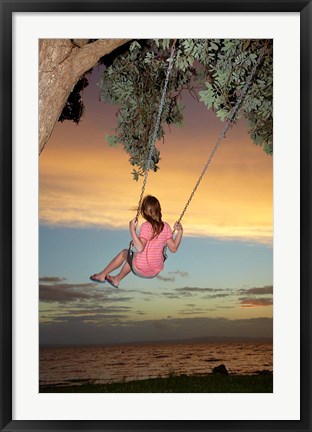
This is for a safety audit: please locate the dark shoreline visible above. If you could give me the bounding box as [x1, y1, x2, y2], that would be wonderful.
[40, 372, 273, 393]
[40, 336, 273, 350]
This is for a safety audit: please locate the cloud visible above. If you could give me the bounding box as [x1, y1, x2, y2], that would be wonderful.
[69, 306, 132, 315]
[39, 303, 134, 325]
[39, 283, 98, 302]
[157, 275, 175, 282]
[175, 287, 228, 293]
[39, 276, 66, 283]
[39, 70, 272, 246]
[239, 285, 273, 295]
[239, 297, 273, 307]
[127, 289, 155, 296]
[161, 293, 181, 299]
[55, 313, 130, 323]
[174, 287, 234, 299]
[170, 271, 189, 277]
[149, 286, 236, 301]
[157, 270, 189, 282]
[179, 308, 215, 315]
[39, 280, 133, 303]
[203, 293, 233, 299]
[242, 285, 273, 295]
[235, 286, 273, 308]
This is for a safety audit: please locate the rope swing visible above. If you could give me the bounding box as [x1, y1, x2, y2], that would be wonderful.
[173, 43, 268, 231]
[134, 39, 177, 222]
[131, 40, 268, 263]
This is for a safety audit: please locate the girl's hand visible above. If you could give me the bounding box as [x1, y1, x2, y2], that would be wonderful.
[174, 222, 183, 232]
[129, 218, 138, 231]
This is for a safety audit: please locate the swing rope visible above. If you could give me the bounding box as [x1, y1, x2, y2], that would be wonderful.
[135, 39, 177, 221]
[171, 43, 269, 236]
[131, 41, 268, 267]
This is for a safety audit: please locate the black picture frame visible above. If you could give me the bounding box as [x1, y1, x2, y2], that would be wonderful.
[1, 1, 311, 431]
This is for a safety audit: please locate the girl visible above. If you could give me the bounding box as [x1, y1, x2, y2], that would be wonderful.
[90, 195, 183, 288]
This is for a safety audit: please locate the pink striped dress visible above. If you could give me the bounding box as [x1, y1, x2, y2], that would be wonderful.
[133, 221, 172, 277]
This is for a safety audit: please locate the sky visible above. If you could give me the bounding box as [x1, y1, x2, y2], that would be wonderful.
[39, 52, 273, 346]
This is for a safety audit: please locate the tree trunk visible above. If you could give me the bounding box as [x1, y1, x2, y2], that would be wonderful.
[39, 38, 130, 154]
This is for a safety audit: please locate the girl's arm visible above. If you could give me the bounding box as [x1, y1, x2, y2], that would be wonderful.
[166, 222, 183, 253]
[129, 218, 147, 252]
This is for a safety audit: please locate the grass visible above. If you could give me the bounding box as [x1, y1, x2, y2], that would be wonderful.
[40, 373, 273, 393]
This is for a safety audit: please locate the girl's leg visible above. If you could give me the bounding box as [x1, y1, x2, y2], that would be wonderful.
[91, 249, 128, 282]
[106, 261, 131, 287]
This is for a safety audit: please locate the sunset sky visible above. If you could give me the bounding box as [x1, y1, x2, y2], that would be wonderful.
[39, 53, 273, 346]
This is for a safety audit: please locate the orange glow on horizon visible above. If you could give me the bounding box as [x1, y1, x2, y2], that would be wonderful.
[40, 98, 272, 245]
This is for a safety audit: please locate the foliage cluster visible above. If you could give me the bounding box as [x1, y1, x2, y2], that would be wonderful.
[59, 39, 273, 178]
[198, 39, 273, 155]
[59, 76, 89, 124]
[99, 39, 189, 179]
[98, 38, 272, 179]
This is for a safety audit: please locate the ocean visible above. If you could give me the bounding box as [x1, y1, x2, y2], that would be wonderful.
[39, 339, 273, 388]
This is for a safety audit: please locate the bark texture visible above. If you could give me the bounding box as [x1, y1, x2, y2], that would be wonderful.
[39, 39, 130, 154]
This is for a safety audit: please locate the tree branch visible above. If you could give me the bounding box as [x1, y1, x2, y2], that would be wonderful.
[39, 38, 131, 154]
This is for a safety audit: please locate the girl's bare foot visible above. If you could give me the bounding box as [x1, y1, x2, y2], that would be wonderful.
[106, 275, 120, 288]
[90, 273, 106, 282]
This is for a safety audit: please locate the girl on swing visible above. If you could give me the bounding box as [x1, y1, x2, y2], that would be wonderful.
[90, 195, 183, 288]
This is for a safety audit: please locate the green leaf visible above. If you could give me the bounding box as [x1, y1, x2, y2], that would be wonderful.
[105, 134, 119, 147]
[210, 42, 219, 50]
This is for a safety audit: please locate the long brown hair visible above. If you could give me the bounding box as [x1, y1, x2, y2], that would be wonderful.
[140, 195, 164, 237]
